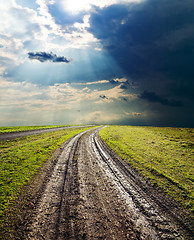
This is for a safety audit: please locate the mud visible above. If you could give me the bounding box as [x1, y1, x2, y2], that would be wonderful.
[13, 127, 193, 239]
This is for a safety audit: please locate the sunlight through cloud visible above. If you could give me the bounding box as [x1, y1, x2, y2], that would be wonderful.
[63, 0, 92, 13]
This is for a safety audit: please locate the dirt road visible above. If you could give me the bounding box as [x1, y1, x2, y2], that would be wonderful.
[19, 127, 193, 239]
[0, 125, 94, 141]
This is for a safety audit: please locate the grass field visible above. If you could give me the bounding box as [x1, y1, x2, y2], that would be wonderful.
[0, 125, 70, 133]
[100, 126, 194, 213]
[0, 126, 94, 219]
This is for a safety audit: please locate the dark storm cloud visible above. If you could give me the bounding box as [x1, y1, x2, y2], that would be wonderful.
[109, 79, 129, 85]
[109, 79, 118, 84]
[99, 95, 108, 99]
[139, 91, 182, 107]
[28, 52, 71, 63]
[88, 0, 194, 99]
[120, 84, 128, 89]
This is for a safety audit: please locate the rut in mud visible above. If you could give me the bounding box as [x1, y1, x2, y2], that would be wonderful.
[20, 127, 192, 239]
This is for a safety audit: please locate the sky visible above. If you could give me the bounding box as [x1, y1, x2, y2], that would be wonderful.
[0, 0, 194, 127]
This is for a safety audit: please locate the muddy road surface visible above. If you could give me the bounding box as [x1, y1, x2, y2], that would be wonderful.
[19, 127, 192, 239]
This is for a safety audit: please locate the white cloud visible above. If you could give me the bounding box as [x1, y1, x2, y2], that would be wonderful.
[0, 2, 42, 71]
[72, 80, 109, 86]
[47, 82, 138, 105]
[0, 79, 138, 113]
[0, 1, 68, 78]
[113, 77, 128, 83]
[0, 79, 74, 113]
[77, 110, 123, 124]
[0, 77, 141, 126]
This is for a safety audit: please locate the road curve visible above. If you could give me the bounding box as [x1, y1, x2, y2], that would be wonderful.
[0, 125, 94, 141]
[23, 127, 193, 240]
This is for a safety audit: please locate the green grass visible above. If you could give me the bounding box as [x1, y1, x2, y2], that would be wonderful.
[0, 126, 94, 218]
[100, 125, 194, 213]
[0, 125, 71, 133]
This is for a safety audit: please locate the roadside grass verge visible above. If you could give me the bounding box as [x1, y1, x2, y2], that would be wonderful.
[0, 125, 71, 133]
[100, 126, 194, 214]
[0, 126, 94, 220]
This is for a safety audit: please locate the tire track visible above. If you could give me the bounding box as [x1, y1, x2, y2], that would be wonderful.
[77, 132, 137, 239]
[96, 133, 193, 237]
[26, 129, 92, 239]
[93, 128, 193, 239]
[55, 137, 79, 240]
